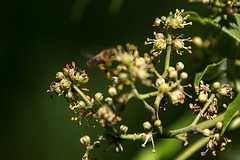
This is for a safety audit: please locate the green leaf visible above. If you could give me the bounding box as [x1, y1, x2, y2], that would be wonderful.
[181, 11, 203, 24]
[222, 14, 240, 42]
[221, 93, 240, 135]
[208, 14, 240, 42]
[183, 11, 240, 41]
[202, 14, 240, 42]
[194, 59, 227, 93]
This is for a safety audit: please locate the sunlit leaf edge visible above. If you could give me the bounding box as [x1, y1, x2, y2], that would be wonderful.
[221, 93, 240, 135]
[194, 59, 227, 93]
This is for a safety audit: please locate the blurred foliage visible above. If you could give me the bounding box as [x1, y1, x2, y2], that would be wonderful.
[1, 0, 240, 160]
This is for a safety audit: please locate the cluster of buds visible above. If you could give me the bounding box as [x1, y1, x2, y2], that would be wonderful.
[69, 92, 104, 125]
[145, 9, 192, 57]
[157, 62, 191, 106]
[105, 44, 154, 90]
[189, 0, 240, 16]
[190, 81, 233, 120]
[93, 104, 121, 127]
[80, 135, 101, 160]
[201, 122, 232, 156]
[47, 61, 89, 101]
[153, 9, 192, 29]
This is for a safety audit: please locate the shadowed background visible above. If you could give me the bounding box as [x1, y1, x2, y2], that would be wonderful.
[1, 0, 240, 160]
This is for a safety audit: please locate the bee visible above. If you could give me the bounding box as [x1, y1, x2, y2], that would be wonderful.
[86, 48, 117, 69]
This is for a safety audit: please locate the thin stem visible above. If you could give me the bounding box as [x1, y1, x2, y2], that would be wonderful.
[125, 92, 134, 102]
[154, 70, 161, 78]
[130, 82, 155, 116]
[197, 111, 240, 129]
[162, 33, 172, 79]
[169, 94, 215, 136]
[72, 84, 92, 107]
[138, 91, 159, 100]
[153, 93, 164, 120]
[130, 82, 158, 100]
[120, 133, 142, 140]
[169, 125, 203, 136]
[141, 100, 156, 116]
[191, 93, 216, 126]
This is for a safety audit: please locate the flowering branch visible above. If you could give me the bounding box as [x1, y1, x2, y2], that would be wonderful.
[47, 6, 239, 159]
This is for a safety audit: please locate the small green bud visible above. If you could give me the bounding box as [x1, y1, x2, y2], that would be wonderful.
[214, 133, 220, 142]
[135, 57, 146, 67]
[95, 92, 103, 101]
[120, 125, 128, 134]
[56, 72, 65, 79]
[80, 135, 91, 146]
[60, 79, 71, 89]
[213, 82, 220, 90]
[108, 87, 117, 97]
[137, 69, 149, 79]
[161, 16, 167, 21]
[69, 68, 75, 80]
[155, 33, 165, 39]
[154, 17, 161, 26]
[119, 72, 128, 82]
[65, 89, 73, 99]
[198, 91, 208, 103]
[154, 120, 161, 127]
[121, 52, 132, 66]
[168, 66, 175, 72]
[79, 101, 86, 108]
[203, 129, 211, 137]
[169, 70, 178, 79]
[143, 121, 152, 131]
[216, 122, 223, 130]
[219, 88, 228, 96]
[180, 72, 188, 80]
[77, 75, 89, 84]
[193, 36, 203, 48]
[156, 77, 165, 86]
[176, 62, 184, 71]
[63, 68, 69, 76]
[105, 97, 113, 105]
[55, 87, 62, 94]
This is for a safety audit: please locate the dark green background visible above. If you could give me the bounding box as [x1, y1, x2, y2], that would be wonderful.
[1, 0, 239, 159]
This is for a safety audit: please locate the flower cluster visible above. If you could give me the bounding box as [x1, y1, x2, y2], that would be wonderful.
[189, 81, 233, 120]
[93, 104, 122, 127]
[189, 0, 240, 16]
[157, 62, 191, 106]
[145, 9, 192, 57]
[79, 135, 101, 160]
[153, 9, 192, 29]
[201, 122, 232, 156]
[47, 61, 89, 101]
[104, 44, 155, 90]
[69, 92, 105, 125]
[47, 6, 238, 159]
